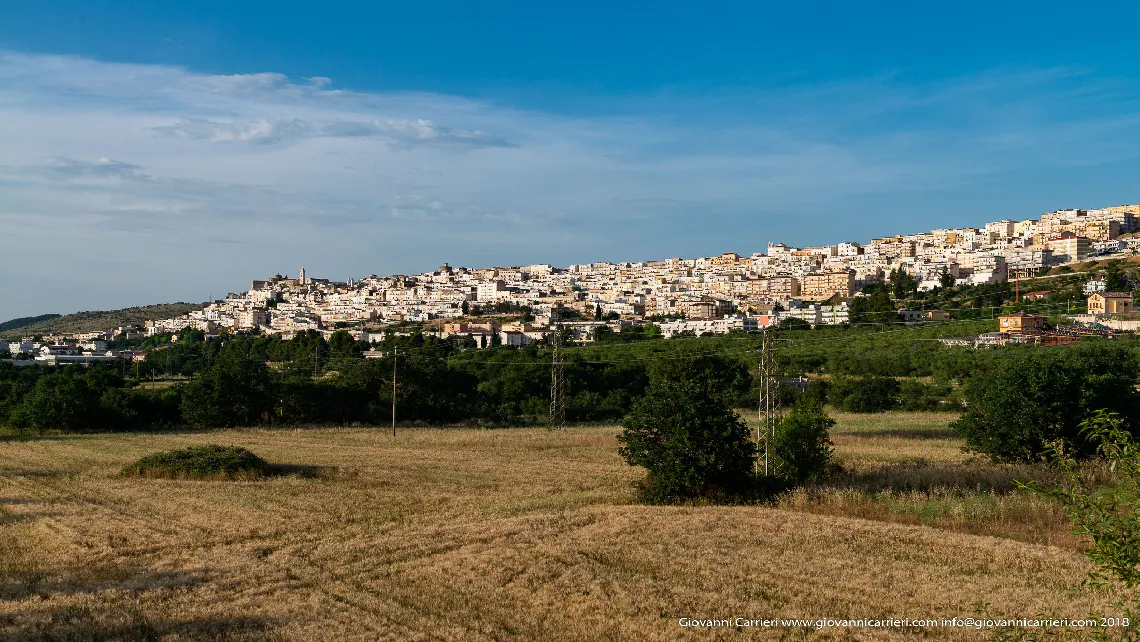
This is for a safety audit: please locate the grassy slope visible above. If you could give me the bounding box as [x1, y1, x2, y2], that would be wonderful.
[0, 314, 62, 333]
[0, 415, 1098, 641]
[0, 303, 204, 338]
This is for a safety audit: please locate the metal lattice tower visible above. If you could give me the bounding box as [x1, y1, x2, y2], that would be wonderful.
[759, 328, 782, 475]
[549, 307, 566, 430]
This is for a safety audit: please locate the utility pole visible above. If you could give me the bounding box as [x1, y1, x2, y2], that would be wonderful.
[549, 306, 566, 430]
[391, 350, 398, 438]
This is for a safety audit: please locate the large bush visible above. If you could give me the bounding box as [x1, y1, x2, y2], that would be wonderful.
[617, 354, 755, 502]
[770, 401, 835, 484]
[122, 444, 269, 480]
[952, 342, 1140, 462]
[896, 379, 952, 411]
[830, 375, 899, 413]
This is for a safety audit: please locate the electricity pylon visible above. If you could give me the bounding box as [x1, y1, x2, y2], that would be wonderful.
[549, 307, 566, 430]
[758, 328, 782, 475]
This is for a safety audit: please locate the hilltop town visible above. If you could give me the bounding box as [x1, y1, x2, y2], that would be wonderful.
[7, 204, 1140, 359]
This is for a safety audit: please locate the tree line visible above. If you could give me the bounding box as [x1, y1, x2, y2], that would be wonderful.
[3, 325, 1139, 468]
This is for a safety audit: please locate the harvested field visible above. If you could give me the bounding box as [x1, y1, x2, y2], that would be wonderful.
[0, 415, 1105, 640]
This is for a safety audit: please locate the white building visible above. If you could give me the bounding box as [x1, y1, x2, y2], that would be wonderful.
[657, 315, 759, 338]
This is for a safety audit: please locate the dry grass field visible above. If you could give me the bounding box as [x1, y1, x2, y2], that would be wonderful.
[0, 413, 1106, 641]
[775, 412, 1081, 550]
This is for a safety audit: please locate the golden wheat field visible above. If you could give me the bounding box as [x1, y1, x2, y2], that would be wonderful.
[0, 413, 1106, 641]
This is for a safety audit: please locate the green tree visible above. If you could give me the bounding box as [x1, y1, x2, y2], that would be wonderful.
[777, 317, 812, 331]
[181, 355, 277, 427]
[891, 268, 918, 299]
[8, 372, 101, 433]
[617, 355, 755, 502]
[770, 400, 835, 484]
[849, 291, 896, 324]
[951, 343, 1140, 462]
[328, 329, 362, 361]
[1104, 261, 1128, 292]
[6, 368, 128, 433]
[939, 266, 955, 290]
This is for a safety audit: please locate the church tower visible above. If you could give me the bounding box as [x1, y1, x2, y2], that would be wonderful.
[299, 266, 306, 285]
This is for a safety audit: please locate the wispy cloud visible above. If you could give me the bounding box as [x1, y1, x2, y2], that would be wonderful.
[152, 117, 514, 148]
[37, 156, 154, 181]
[1, 50, 1139, 319]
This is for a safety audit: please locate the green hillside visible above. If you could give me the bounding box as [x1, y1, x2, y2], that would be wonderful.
[0, 303, 204, 338]
[0, 314, 62, 333]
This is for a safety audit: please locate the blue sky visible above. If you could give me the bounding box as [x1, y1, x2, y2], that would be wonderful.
[2, 2, 1140, 319]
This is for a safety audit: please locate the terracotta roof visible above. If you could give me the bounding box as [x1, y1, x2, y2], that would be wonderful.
[1098, 292, 1134, 298]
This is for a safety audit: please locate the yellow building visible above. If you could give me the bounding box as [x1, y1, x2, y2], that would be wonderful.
[801, 271, 855, 301]
[1088, 292, 1134, 316]
[747, 276, 801, 297]
[999, 313, 1046, 332]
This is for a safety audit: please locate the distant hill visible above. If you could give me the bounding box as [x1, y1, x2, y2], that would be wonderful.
[0, 314, 62, 333]
[0, 303, 205, 338]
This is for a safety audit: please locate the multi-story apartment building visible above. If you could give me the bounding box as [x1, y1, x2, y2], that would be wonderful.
[680, 297, 734, 320]
[1045, 235, 1092, 264]
[1014, 219, 1038, 237]
[1002, 248, 1054, 279]
[1039, 210, 1122, 241]
[747, 275, 801, 297]
[985, 220, 1017, 237]
[801, 271, 855, 301]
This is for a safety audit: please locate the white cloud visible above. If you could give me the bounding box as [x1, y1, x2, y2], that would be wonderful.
[0, 50, 1139, 318]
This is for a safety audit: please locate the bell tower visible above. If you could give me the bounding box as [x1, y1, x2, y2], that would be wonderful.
[299, 266, 306, 285]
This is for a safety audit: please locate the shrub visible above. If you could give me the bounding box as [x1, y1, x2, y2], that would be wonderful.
[897, 379, 951, 411]
[618, 354, 756, 502]
[952, 343, 1140, 462]
[831, 375, 899, 413]
[1022, 410, 1140, 591]
[770, 401, 835, 484]
[122, 445, 270, 480]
